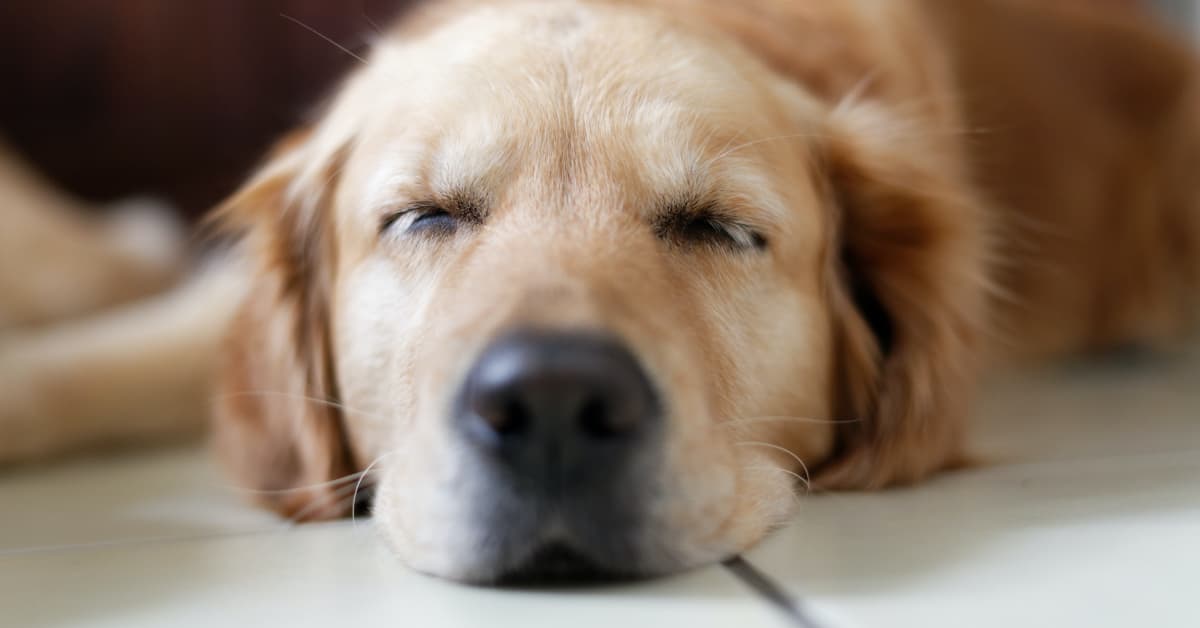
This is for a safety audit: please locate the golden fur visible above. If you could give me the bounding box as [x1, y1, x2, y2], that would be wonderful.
[208, 0, 1199, 581]
[2, 0, 1195, 582]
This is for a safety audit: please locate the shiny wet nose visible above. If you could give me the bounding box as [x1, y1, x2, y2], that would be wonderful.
[456, 330, 661, 492]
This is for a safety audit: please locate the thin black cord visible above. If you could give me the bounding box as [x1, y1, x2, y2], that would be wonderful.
[723, 556, 828, 628]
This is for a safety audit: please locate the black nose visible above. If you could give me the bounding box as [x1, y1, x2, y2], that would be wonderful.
[456, 330, 661, 492]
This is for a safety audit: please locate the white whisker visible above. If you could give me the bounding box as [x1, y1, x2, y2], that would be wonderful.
[746, 464, 812, 491]
[230, 470, 369, 496]
[722, 415, 861, 426]
[286, 480, 366, 525]
[280, 13, 369, 65]
[736, 441, 812, 485]
[359, 2, 386, 37]
[705, 132, 825, 169]
[213, 390, 393, 425]
[352, 452, 396, 528]
[832, 69, 880, 117]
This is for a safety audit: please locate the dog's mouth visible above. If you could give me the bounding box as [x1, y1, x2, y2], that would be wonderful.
[495, 541, 636, 586]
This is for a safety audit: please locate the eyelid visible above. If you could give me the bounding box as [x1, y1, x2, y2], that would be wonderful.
[655, 207, 769, 252]
[713, 219, 769, 250]
[379, 201, 444, 233]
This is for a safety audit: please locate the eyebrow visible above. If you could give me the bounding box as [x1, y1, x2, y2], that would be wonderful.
[652, 192, 727, 238]
[656, 193, 723, 222]
[652, 188, 772, 250]
[438, 187, 488, 223]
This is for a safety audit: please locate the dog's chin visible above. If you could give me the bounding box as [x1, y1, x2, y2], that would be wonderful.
[394, 518, 747, 586]
[392, 536, 666, 586]
[378, 504, 709, 585]
[375, 467, 790, 584]
[446, 520, 671, 586]
[492, 542, 643, 586]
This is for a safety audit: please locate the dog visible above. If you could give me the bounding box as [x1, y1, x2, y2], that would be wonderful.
[3, 0, 1197, 584]
[0, 134, 242, 460]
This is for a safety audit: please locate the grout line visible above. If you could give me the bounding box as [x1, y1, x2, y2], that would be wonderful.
[0, 526, 297, 558]
[722, 556, 828, 628]
[975, 447, 1200, 472]
[0, 519, 368, 558]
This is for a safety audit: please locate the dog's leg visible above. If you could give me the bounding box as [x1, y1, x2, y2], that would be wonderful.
[0, 138, 186, 329]
[1143, 76, 1200, 343]
[0, 258, 245, 463]
[1177, 79, 1200, 332]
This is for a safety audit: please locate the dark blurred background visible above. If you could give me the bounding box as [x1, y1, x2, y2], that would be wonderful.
[0, 0, 1191, 222]
[0, 0, 415, 220]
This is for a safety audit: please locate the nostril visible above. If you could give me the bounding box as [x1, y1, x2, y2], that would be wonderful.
[457, 330, 661, 467]
[577, 396, 612, 438]
[499, 398, 531, 436]
[471, 393, 532, 437]
[576, 395, 638, 439]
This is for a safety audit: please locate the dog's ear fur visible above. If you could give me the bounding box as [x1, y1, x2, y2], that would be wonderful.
[817, 104, 991, 489]
[211, 130, 358, 521]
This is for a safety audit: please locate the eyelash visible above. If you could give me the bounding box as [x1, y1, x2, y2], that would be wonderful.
[380, 202, 458, 236]
[656, 212, 769, 252]
[382, 201, 767, 252]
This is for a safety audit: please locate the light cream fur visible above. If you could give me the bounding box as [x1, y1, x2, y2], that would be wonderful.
[2, 0, 1196, 583]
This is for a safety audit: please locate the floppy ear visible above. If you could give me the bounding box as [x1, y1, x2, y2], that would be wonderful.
[815, 104, 992, 489]
[211, 130, 359, 520]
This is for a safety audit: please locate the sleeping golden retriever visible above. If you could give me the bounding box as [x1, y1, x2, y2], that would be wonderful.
[3, 0, 1197, 583]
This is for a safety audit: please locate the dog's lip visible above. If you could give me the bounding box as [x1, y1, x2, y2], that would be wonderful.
[493, 541, 638, 586]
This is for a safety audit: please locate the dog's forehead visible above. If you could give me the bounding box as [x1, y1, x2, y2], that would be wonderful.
[338, 2, 800, 220]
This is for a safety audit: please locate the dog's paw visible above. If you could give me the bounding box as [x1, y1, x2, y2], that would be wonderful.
[0, 352, 44, 465]
[102, 197, 188, 281]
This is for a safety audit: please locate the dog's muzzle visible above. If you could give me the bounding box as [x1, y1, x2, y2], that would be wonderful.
[454, 329, 663, 582]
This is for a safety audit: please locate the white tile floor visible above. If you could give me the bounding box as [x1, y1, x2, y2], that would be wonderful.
[2, 340, 1199, 628]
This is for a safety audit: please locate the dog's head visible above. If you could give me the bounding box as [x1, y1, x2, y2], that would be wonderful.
[215, 1, 987, 582]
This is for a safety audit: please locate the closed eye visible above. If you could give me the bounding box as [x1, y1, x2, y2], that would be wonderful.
[380, 202, 449, 234]
[380, 194, 484, 238]
[408, 208, 457, 233]
[654, 206, 768, 252]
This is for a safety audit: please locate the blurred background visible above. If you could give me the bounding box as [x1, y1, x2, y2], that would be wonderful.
[0, 4, 1196, 624]
[0, 0, 1193, 223]
[0, 0, 415, 221]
